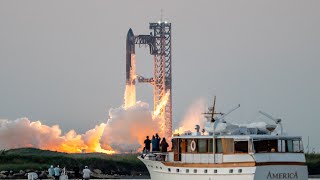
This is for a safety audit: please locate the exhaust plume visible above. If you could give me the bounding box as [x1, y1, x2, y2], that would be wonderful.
[174, 98, 207, 134]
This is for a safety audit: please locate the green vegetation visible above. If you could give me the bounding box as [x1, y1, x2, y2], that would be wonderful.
[0, 148, 319, 175]
[306, 153, 320, 175]
[0, 148, 147, 175]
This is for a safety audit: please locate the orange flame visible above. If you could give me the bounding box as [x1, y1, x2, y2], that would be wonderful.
[153, 91, 170, 118]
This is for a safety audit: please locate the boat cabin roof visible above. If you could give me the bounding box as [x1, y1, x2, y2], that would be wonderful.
[172, 134, 302, 140]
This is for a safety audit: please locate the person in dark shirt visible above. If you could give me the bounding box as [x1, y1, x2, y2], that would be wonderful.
[160, 137, 169, 152]
[155, 133, 161, 151]
[144, 136, 151, 153]
[73, 166, 80, 180]
[151, 135, 157, 152]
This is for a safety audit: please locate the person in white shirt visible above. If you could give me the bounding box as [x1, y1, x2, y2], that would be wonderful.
[82, 166, 91, 180]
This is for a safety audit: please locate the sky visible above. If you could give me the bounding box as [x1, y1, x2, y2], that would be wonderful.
[0, 1, 319, 152]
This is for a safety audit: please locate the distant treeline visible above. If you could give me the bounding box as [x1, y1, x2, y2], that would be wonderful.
[0, 148, 148, 176]
[0, 148, 319, 175]
[305, 153, 320, 175]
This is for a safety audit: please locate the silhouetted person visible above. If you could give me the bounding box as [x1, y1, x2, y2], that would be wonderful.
[151, 135, 157, 152]
[73, 166, 80, 180]
[155, 133, 161, 151]
[144, 136, 151, 153]
[160, 137, 169, 152]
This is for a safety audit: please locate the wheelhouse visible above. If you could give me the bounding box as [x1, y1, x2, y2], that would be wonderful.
[171, 135, 304, 161]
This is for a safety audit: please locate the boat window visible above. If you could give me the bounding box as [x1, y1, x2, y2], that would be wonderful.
[238, 169, 242, 173]
[208, 139, 214, 152]
[180, 139, 187, 153]
[186, 169, 189, 173]
[286, 139, 303, 152]
[194, 169, 197, 173]
[215, 139, 223, 153]
[229, 169, 233, 173]
[204, 169, 208, 173]
[253, 140, 278, 153]
[214, 169, 218, 173]
[222, 138, 234, 154]
[198, 139, 207, 153]
[187, 139, 194, 152]
[234, 141, 248, 153]
[168, 168, 171, 172]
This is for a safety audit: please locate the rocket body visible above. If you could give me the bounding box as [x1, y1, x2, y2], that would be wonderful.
[126, 28, 136, 85]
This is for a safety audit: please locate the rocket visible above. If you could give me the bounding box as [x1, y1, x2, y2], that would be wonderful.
[126, 28, 136, 85]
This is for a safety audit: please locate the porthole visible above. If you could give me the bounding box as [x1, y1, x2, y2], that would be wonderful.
[214, 169, 217, 173]
[238, 169, 242, 173]
[186, 169, 189, 173]
[194, 169, 197, 173]
[229, 169, 233, 173]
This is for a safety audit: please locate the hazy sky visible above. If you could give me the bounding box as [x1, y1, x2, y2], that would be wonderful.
[0, 1, 319, 151]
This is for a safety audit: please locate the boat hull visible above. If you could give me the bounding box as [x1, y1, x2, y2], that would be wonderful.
[139, 157, 308, 180]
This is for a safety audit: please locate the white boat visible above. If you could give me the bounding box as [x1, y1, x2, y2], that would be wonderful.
[138, 98, 308, 180]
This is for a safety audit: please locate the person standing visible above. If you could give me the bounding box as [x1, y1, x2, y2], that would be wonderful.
[160, 137, 169, 152]
[151, 135, 157, 152]
[73, 166, 80, 180]
[53, 165, 61, 180]
[155, 133, 161, 151]
[144, 136, 151, 153]
[48, 165, 54, 178]
[82, 166, 91, 180]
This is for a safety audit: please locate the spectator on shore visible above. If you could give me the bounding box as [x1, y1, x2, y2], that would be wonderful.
[144, 136, 151, 153]
[53, 165, 61, 180]
[27, 172, 38, 180]
[73, 166, 80, 180]
[82, 166, 91, 180]
[48, 165, 54, 177]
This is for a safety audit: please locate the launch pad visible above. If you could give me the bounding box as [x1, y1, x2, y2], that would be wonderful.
[125, 22, 172, 138]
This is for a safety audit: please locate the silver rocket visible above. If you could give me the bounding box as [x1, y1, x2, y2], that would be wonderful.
[126, 28, 135, 85]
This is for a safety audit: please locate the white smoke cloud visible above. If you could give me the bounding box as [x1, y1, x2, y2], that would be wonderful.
[174, 98, 207, 134]
[100, 101, 163, 153]
[0, 100, 164, 153]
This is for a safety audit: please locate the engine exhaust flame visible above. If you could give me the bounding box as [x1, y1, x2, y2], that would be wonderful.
[153, 91, 170, 118]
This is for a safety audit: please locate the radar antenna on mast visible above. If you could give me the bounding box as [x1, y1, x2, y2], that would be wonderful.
[203, 96, 223, 122]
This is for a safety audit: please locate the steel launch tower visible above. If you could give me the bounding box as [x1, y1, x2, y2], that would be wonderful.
[126, 22, 172, 138]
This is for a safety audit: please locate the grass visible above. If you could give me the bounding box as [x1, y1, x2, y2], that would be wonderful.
[0, 148, 147, 175]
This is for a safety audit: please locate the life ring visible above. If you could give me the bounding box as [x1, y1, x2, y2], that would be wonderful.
[190, 140, 196, 152]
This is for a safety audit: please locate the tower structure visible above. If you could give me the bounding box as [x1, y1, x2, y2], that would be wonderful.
[127, 22, 172, 138]
[149, 22, 172, 138]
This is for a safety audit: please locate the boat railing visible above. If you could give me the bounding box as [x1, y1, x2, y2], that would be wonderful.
[141, 152, 168, 161]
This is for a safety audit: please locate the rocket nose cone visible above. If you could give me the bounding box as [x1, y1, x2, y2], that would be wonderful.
[127, 28, 134, 37]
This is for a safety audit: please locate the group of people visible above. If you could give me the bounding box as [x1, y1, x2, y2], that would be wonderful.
[48, 165, 91, 180]
[47, 165, 62, 180]
[144, 133, 169, 153]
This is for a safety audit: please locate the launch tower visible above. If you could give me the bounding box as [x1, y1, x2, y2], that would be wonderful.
[126, 22, 172, 138]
